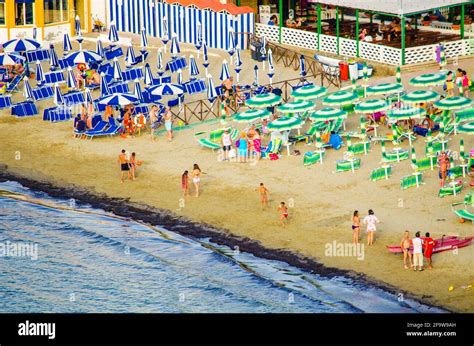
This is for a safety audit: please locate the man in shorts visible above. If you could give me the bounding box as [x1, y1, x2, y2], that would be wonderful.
[411, 232, 424, 271]
[118, 149, 131, 182]
[221, 129, 232, 161]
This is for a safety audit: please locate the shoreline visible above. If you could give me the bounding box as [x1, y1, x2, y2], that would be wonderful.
[0, 167, 450, 313]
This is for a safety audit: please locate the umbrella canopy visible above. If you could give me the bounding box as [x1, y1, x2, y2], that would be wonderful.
[125, 44, 136, 66]
[143, 63, 154, 86]
[0, 53, 25, 65]
[3, 38, 41, 52]
[149, 83, 185, 96]
[354, 99, 390, 114]
[366, 83, 403, 96]
[170, 34, 180, 57]
[98, 93, 138, 106]
[66, 67, 77, 89]
[299, 55, 306, 77]
[108, 21, 120, 43]
[322, 91, 359, 106]
[140, 27, 148, 50]
[49, 44, 60, 68]
[35, 61, 45, 85]
[53, 83, 64, 105]
[434, 96, 472, 110]
[96, 40, 105, 59]
[233, 109, 271, 123]
[276, 100, 315, 114]
[220, 60, 230, 81]
[246, 93, 281, 108]
[112, 58, 122, 80]
[401, 90, 439, 104]
[409, 73, 445, 87]
[100, 73, 110, 97]
[455, 108, 474, 121]
[64, 50, 102, 65]
[206, 74, 217, 101]
[309, 107, 347, 122]
[267, 116, 304, 131]
[63, 33, 73, 53]
[291, 85, 327, 101]
[133, 79, 144, 103]
[23, 77, 34, 100]
[189, 55, 199, 79]
[457, 121, 474, 134]
[387, 107, 426, 122]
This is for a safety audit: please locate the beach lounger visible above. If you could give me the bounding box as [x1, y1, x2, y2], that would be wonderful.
[26, 49, 50, 63]
[109, 82, 129, 94]
[439, 181, 463, 198]
[122, 68, 144, 82]
[11, 101, 38, 117]
[290, 125, 318, 144]
[194, 131, 221, 151]
[261, 138, 283, 159]
[452, 193, 474, 222]
[449, 166, 465, 179]
[0, 95, 12, 109]
[303, 150, 325, 166]
[184, 79, 206, 95]
[381, 142, 408, 163]
[165, 57, 187, 73]
[454, 209, 474, 222]
[392, 124, 416, 145]
[85, 124, 122, 139]
[63, 91, 85, 106]
[370, 166, 392, 181]
[6, 73, 24, 93]
[336, 158, 361, 172]
[104, 46, 124, 60]
[400, 173, 423, 190]
[43, 106, 72, 122]
[32, 85, 54, 101]
[44, 70, 65, 85]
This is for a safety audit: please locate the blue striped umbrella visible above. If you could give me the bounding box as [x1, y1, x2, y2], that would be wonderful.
[96, 40, 105, 60]
[157, 49, 164, 76]
[3, 38, 40, 52]
[253, 65, 259, 86]
[64, 50, 102, 65]
[53, 83, 64, 105]
[98, 93, 139, 106]
[35, 61, 45, 85]
[227, 28, 236, 57]
[260, 36, 267, 70]
[267, 49, 275, 84]
[133, 79, 144, 103]
[108, 21, 119, 43]
[162, 17, 169, 47]
[0, 52, 25, 65]
[203, 40, 209, 64]
[170, 34, 180, 57]
[66, 67, 77, 89]
[149, 83, 185, 96]
[125, 44, 136, 66]
[49, 44, 59, 69]
[177, 69, 183, 85]
[206, 74, 217, 101]
[112, 58, 122, 81]
[220, 60, 230, 81]
[32, 26, 37, 40]
[100, 73, 110, 97]
[143, 63, 154, 86]
[75, 15, 82, 37]
[195, 22, 202, 52]
[189, 55, 199, 79]
[85, 88, 94, 105]
[63, 33, 73, 53]
[23, 77, 33, 100]
[300, 55, 306, 77]
[234, 49, 243, 83]
[140, 27, 148, 51]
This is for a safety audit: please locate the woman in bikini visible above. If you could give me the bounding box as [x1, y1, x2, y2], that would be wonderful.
[129, 152, 137, 180]
[278, 202, 289, 227]
[352, 210, 360, 244]
[192, 164, 201, 197]
[400, 230, 413, 269]
[182, 170, 190, 197]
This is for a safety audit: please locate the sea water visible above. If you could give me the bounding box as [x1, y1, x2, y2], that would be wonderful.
[0, 181, 443, 313]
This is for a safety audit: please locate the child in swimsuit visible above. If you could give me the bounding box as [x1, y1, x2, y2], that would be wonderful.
[256, 183, 269, 210]
[278, 202, 289, 227]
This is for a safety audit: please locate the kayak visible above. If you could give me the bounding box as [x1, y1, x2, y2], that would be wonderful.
[386, 236, 474, 254]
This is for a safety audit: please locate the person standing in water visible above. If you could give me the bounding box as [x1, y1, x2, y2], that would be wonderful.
[192, 164, 201, 197]
[400, 230, 413, 270]
[256, 183, 269, 210]
[352, 210, 360, 244]
[363, 209, 379, 246]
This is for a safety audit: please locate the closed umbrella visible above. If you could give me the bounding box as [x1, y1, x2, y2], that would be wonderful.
[53, 83, 64, 105]
[96, 40, 105, 60]
[35, 61, 45, 85]
[75, 15, 83, 48]
[33, 26, 37, 41]
[233, 109, 271, 123]
[140, 27, 148, 52]
[112, 58, 122, 81]
[409, 73, 445, 87]
[63, 33, 73, 53]
[434, 96, 472, 110]
[125, 44, 136, 66]
[291, 85, 327, 101]
[170, 34, 180, 58]
[133, 79, 144, 103]
[267, 48, 274, 85]
[206, 74, 217, 102]
[108, 21, 120, 43]
[157, 49, 164, 76]
[396, 66, 401, 84]
[161, 17, 169, 52]
[100, 73, 110, 97]
[66, 67, 77, 89]
[234, 49, 243, 84]
[401, 90, 439, 104]
[276, 100, 315, 114]
[202, 40, 209, 75]
[3, 38, 40, 52]
[195, 22, 202, 56]
[227, 28, 236, 59]
[177, 69, 183, 85]
[220, 60, 230, 81]
[260, 36, 267, 71]
[144, 63, 154, 86]
[23, 77, 34, 100]
[323, 91, 358, 106]
[253, 65, 259, 86]
[366, 83, 403, 96]
[48, 44, 59, 70]
[354, 99, 390, 114]
[309, 107, 347, 122]
[300, 55, 306, 77]
[246, 93, 281, 108]
[189, 55, 199, 80]
[98, 93, 138, 106]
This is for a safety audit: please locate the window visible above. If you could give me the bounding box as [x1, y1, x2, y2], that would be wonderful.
[15, 0, 35, 26]
[0, 1, 5, 26]
[44, 0, 69, 24]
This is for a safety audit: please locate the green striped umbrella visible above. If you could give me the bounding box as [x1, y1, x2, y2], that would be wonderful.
[401, 90, 440, 104]
[233, 109, 271, 123]
[434, 96, 472, 110]
[291, 85, 327, 101]
[309, 107, 347, 122]
[246, 93, 281, 108]
[409, 73, 445, 87]
[266, 116, 304, 131]
[276, 100, 315, 114]
[457, 121, 474, 134]
[366, 83, 403, 96]
[322, 91, 359, 106]
[396, 66, 401, 84]
[387, 107, 426, 122]
[456, 108, 474, 121]
[354, 99, 390, 114]
[460, 138, 465, 158]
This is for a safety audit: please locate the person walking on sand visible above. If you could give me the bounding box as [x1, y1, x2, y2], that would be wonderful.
[256, 183, 269, 210]
[129, 152, 137, 180]
[363, 209, 379, 246]
[221, 129, 232, 161]
[181, 170, 190, 197]
[118, 149, 131, 183]
[438, 152, 449, 187]
[400, 230, 413, 269]
[423, 232, 435, 269]
[164, 106, 173, 142]
[412, 232, 424, 271]
[192, 164, 201, 197]
[352, 210, 360, 244]
[149, 105, 158, 141]
[278, 202, 289, 227]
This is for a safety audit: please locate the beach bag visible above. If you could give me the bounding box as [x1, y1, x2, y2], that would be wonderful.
[269, 153, 279, 161]
[228, 148, 236, 159]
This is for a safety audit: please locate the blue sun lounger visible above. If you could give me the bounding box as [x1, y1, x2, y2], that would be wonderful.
[122, 68, 144, 82]
[26, 49, 50, 63]
[6, 73, 24, 93]
[63, 91, 85, 106]
[32, 85, 54, 101]
[44, 70, 65, 85]
[184, 79, 206, 95]
[0, 95, 12, 109]
[11, 101, 38, 117]
[43, 106, 72, 122]
[109, 82, 129, 94]
[104, 46, 123, 60]
[165, 57, 187, 73]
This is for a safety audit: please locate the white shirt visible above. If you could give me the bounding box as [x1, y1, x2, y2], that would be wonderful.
[222, 133, 231, 146]
[412, 237, 423, 254]
[363, 215, 379, 231]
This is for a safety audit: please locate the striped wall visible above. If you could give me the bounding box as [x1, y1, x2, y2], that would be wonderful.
[108, 0, 255, 51]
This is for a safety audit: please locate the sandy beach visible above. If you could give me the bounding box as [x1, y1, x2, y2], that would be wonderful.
[0, 34, 473, 312]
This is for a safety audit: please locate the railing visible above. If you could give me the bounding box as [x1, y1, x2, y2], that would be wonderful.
[405, 39, 469, 65]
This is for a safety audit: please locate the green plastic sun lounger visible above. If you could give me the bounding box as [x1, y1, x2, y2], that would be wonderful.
[303, 150, 325, 166]
[336, 158, 361, 172]
[439, 181, 463, 198]
[291, 125, 318, 144]
[261, 138, 283, 159]
[411, 157, 435, 172]
[448, 166, 465, 179]
[348, 141, 370, 155]
[382, 148, 409, 163]
[400, 173, 423, 190]
[454, 209, 474, 222]
[370, 166, 392, 181]
[197, 138, 221, 150]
